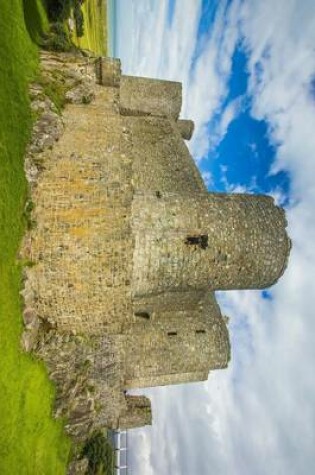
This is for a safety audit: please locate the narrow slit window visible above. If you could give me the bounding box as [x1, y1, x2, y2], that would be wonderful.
[134, 311, 150, 320]
[196, 329, 206, 334]
[167, 331, 177, 336]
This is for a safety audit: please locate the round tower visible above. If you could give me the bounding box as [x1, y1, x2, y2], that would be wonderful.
[131, 191, 291, 295]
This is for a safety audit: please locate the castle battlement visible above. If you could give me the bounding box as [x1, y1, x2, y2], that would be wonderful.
[21, 54, 290, 439]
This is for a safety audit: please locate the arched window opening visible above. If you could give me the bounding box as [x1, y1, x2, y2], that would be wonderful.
[134, 311, 150, 320]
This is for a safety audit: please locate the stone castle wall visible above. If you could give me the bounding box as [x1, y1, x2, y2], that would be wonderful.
[25, 85, 134, 336]
[124, 292, 230, 389]
[125, 115, 206, 194]
[21, 53, 290, 439]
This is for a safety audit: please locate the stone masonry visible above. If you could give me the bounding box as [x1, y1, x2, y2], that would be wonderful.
[21, 53, 291, 441]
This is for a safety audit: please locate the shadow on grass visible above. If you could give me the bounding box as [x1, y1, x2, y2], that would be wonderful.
[22, 0, 49, 44]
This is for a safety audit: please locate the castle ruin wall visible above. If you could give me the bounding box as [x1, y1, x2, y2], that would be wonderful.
[125, 115, 205, 194]
[120, 75, 182, 119]
[122, 304, 229, 388]
[24, 85, 134, 336]
[20, 54, 290, 438]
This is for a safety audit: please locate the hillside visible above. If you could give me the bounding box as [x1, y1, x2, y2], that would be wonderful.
[0, 0, 108, 472]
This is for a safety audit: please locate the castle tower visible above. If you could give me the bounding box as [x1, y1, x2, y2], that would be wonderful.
[123, 292, 230, 389]
[126, 115, 205, 194]
[120, 75, 182, 119]
[131, 191, 291, 296]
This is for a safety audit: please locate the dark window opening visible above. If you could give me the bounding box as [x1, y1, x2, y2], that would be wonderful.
[134, 311, 150, 320]
[185, 234, 208, 249]
[156, 191, 162, 198]
[167, 331, 177, 336]
[196, 329, 206, 334]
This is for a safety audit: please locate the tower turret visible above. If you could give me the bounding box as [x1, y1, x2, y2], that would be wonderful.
[120, 75, 182, 118]
[131, 191, 291, 295]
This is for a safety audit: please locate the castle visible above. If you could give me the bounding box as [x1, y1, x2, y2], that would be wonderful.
[21, 53, 291, 439]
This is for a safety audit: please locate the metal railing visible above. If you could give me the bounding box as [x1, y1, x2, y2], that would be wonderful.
[108, 429, 131, 474]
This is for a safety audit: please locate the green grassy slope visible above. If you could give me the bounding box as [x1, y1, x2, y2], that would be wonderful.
[0, 1, 71, 473]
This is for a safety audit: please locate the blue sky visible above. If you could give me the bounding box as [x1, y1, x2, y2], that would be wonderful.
[199, 42, 291, 203]
[112, 1, 315, 474]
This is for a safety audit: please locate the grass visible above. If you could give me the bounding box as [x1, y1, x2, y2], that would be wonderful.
[73, 0, 107, 55]
[82, 431, 115, 475]
[0, 0, 71, 473]
[23, 0, 49, 45]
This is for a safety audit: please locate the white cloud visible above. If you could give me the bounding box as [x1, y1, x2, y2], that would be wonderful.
[207, 1, 315, 474]
[116, 1, 315, 474]
[183, 0, 242, 159]
[218, 96, 243, 137]
[241, 0, 315, 198]
[268, 186, 288, 207]
[117, 0, 202, 81]
[201, 170, 213, 188]
[116, 0, 242, 161]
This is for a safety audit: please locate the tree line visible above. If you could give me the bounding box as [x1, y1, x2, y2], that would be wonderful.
[45, 0, 85, 37]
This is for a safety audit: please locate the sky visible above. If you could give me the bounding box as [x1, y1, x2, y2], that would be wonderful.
[112, 1, 315, 474]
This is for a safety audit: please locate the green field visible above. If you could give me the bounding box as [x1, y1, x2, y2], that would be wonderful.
[73, 0, 107, 55]
[0, 0, 71, 473]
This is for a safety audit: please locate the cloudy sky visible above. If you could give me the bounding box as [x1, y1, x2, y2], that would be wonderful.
[112, 1, 315, 473]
